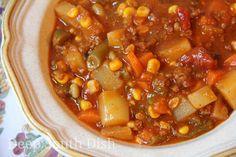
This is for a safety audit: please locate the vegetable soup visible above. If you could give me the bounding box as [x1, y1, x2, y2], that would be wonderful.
[50, 0, 236, 145]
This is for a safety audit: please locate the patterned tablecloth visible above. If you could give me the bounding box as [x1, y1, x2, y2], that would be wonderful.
[0, 1, 64, 157]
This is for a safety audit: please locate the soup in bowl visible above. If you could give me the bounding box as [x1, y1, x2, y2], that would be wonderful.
[3, 0, 236, 156]
[50, 0, 236, 146]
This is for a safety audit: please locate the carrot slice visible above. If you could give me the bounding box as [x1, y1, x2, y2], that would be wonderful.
[126, 51, 144, 77]
[206, 70, 224, 86]
[77, 109, 100, 124]
[138, 52, 154, 67]
[224, 54, 236, 67]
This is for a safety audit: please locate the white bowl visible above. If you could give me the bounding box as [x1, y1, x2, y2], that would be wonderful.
[2, 0, 236, 156]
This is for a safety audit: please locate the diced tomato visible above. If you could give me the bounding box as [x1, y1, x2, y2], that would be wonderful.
[177, 7, 191, 31]
[180, 47, 217, 69]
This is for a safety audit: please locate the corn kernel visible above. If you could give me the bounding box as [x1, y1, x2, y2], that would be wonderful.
[132, 88, 142, 101]
[168, 5, 178, 14]
[178, 125, 190, 135]
[87, 80, 100, 94]
[148, 105, 160, 119]
[75, 35, 82, 42]
[117, 3, 127, 16]
[127, 121, 135, 128]
[109, 58, 123, 71]
[54, 73, 70, 84]
[147, 58, 160, 74]
[231, 3, 236, 14]
[136, 6, 150, 18]
[67, 7, 79, 18]
[72, 77, 83, 87]
[80, 100, 93, 111]
[80, 16, 92, 28]
[160, 121, 170, 130]
[123, 7, 136, 18]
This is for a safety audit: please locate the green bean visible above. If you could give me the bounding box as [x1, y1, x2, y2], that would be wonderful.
[53, 29, 71, 46]
[87, 41, 109, 70]
[69, 83, 80, 99]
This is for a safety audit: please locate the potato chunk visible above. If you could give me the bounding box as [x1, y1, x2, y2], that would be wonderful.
[211, 98, 229, 120]
[55, 2, 103, 41]
[216, 71, 236, 109]
[158, 38, 191, 63]
[98, 91, 129, 126]
[173, 98, 197, 121]
[55, 1, 81, 28]
[91, 62, 123, 90]
[188, 86, 217, 109]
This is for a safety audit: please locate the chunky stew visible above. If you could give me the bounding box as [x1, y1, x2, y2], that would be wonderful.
[50, 0, 236, 145]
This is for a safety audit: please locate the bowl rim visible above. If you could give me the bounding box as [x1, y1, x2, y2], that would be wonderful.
[1, 0, 88, 156]
[1, 1, 236, 157]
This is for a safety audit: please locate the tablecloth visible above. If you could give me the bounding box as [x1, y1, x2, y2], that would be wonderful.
[0, 1, 64, 156]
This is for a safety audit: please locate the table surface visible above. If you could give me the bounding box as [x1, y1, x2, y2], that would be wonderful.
[0, 1, 235, 157]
